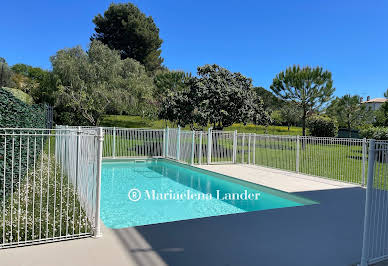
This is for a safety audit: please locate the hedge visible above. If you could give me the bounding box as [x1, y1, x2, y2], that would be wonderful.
[306, 115, 338, 137]
[0, 88, 47, 203]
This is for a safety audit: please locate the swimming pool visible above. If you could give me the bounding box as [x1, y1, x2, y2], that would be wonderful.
[101, 159, 317, 228]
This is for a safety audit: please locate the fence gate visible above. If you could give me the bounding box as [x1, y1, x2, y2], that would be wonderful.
[0, 127, 103, 248]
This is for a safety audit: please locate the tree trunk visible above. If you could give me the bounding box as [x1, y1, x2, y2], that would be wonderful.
[302, 106, 307, 136]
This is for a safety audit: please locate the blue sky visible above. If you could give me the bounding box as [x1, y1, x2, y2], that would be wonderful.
[1, 0, 387, 98]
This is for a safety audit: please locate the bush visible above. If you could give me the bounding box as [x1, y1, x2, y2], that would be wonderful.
[360, 127, 388, 140]
[0, 88, 47, 201]
[0, 88, 46, 128]
[306, 115, 338, 137]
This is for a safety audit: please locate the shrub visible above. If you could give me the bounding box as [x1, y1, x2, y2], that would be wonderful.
[0, 88, 47, 201]
[0, 88, 45, 128]
[360, 127, 388, 140]
[306, 115, 338, 137]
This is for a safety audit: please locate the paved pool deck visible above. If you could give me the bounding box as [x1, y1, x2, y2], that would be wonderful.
[1, 164, 365, 266]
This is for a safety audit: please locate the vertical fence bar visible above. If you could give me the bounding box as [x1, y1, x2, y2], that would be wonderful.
[94, 127, 104, 238]
[252, 133, 256, 165]
[207, 127, 212, 164]
[198, 131, 203, 165]
[176, 126, 181, 161]
[191, 131, 195, 165]
[112, 127, 116, 158]
[248, 134, 251, 164]
[362, 137, 367, 186]
[296, 135, 300, 173]
[165, 127, 169, 157]
[162, 128, 167, 157]
[232, 130, 237, 164]
[361, 139, 376, 266]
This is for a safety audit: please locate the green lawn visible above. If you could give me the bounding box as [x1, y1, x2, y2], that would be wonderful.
[101, 115, 303, 135]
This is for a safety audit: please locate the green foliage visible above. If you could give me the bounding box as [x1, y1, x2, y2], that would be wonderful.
[154, 69, 191, 97]
[0, 59, 14, 88]
[0, 151, 91, 243]
[270, 65, 335, 135]
[374, 103, 388, 127]
[10, 64, 54, 102]
[326, 94, 372, 136]
[0, 88, 45, 128]
[0, 88, 47, 199]
[306, 115, 338, 137]
[3, 87, 34, 104]
[279, 103, 302, 129]
[270, 110, 284, 125]
[51, 40, 155, 125]
[360, 126, 388, 140]
[101, 115, 303, 135]
[91, 3, 163, 72]
[253, 86, 285, 111]
[159, 64, 270, 130]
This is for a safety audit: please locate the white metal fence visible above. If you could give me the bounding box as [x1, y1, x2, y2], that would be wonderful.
[361, 140, 388, 265]
[99, 126, 370, 186]
[0, 127, 103, 248]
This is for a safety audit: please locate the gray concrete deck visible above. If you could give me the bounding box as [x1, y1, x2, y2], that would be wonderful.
[1, 164, 366, 266]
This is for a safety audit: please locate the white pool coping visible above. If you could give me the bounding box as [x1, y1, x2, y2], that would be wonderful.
[195, 164, 359, 193]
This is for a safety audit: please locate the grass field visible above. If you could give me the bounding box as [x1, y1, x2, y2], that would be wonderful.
[101, 115, 303, 135]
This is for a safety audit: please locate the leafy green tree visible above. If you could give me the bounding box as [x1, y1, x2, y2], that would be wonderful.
[0, 58, 14, 88]
[154, 70, 191, 96]
[91, 3, 163, 72]
[326, 94, 372, 137]
[270, 65, 335, 136]
[11, 64, 50, 95]
[51, 40, 155, 125]
[253, 86, 285, 111]
[159, 64, 270, 129]
[279, 103, 302, 130]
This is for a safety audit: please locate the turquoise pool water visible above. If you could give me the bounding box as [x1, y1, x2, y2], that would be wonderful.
[101, 159, 316, 228]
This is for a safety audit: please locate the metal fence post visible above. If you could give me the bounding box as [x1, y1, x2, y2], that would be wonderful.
[165, 127, 169, 157]
[177, 126, 181, 161]
[248, 133, 251, 164]
[232, 130, 237, 164]
[296, 135, 300, 173]
[112, 127, 116, 158]
[241, 133, 245, 164]
[94, 127, 104, 238]
[191, 131, 195, 165]
[207, 127, 212, 164]
[360, 139, 376, 266]
[362, 138, 367, 186]
[198, 131, 203, 165]
[252, 133, 256, 165]
[76, 126, 81, 188]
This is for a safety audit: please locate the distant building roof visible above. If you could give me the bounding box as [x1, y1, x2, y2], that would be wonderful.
[362, 98, 388, 103]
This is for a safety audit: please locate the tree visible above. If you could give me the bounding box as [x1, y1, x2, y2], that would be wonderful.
[253, 86, 285, 111]
[270, 65, 335, 136]
[154, 70, 191, 96]
[0, 58, 14, 88]
[279, 103, 302, 130]
[159, 64, 270, 129]
[326, 94, 372, 136]
[91, 3, 163, 72]
[51, 40, 155, 125]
